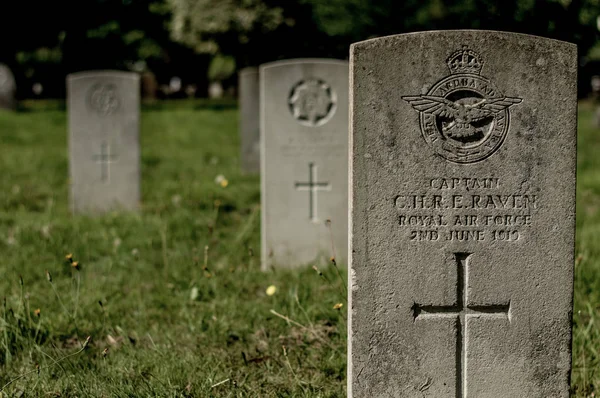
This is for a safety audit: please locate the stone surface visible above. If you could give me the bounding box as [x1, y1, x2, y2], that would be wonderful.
[261, 59, 349, 269]
[0, 64, 16, 110]
[238, 67, 260, 173]
[349, 31, 577, 397]
[67, 71, 141, 214]
[141, 71, 158, 99]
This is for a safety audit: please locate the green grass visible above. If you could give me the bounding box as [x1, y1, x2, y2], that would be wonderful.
[0, 99, 346, 397]
[0, 98, 599, 396]
[572, 100, 600, 397]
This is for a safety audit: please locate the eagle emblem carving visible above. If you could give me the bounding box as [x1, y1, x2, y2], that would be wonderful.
[402, 47, 523, 163]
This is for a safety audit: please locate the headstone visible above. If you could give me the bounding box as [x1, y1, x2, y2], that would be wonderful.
[169, 76, 182, 93]
[67, 71, 141, 214]
[141, 71, 158, 100]
[185, 84, 197, 98]
[209, 81, 224, 99]
[238, 67, 260, 173]
[261, 59, 349, 270]
[591, 75, 600, 128]
[349, 31, 577, 397]
[0, 64, 16, 110]
[32, 83, 43, 96]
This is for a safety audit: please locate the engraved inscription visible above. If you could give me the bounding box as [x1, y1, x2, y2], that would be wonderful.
[288, 79, 336, 127]
[87, 83, 120, 116]
[402, 47, 522, 164]
[412, 252, 511, 398]
[395, 177, 538, 242]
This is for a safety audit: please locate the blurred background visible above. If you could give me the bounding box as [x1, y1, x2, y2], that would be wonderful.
[1, 0, 600, 101]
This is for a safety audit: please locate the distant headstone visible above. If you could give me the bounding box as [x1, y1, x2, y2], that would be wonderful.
[238, 67, 260, 173]
[591, 75, 600, 128]
[67, 71, 141, 214]
[32, 83, 43, 96]
[169, 76, 182, 93]
[261, 59, 349, 270]
[141, 71, 158, 100]
[209, 81, 224, 99]
[185, 84, 197, 98]
[349, 31, 577, 397]
[0, 64, 16, 110]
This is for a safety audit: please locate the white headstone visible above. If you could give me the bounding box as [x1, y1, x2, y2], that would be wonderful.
[0, 64, 16, 110]
[67, 71, 141, 214]
[238, 67, 260, 173]
[260, 59, 349, 269]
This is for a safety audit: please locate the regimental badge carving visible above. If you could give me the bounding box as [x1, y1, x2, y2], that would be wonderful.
[87, 83, 120, 116]
[402, 47, 522, 164]
[288, 79, 337, 127]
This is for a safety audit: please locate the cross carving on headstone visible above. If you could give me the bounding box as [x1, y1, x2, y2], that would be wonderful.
[294, 162, 331, 222]
[92, 142, 117, 183]
[412, 252, 511, 398]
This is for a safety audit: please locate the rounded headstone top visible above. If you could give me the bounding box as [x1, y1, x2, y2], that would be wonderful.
[260, 58, 349, 71]
[67, 70, 140, 82]
[350, 29, 577, 51]
[239, 66, 258, 75]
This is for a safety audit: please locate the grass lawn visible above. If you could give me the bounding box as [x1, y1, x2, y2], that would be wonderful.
[0, 98, 598, 397]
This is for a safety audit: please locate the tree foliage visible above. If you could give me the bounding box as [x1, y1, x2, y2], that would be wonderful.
[300, 0, 600, 60]
[167, 0, 285, 54]
[1, 0, 599, 97]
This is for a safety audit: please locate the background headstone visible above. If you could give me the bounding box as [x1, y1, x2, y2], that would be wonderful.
[261, 59, 349, 270]
[349, 31, 577, 397]
[209, 81, 224, 99]
[238, 67, 260, 173]
[591, 75, 600, 128]
[0, 64, 16, 110]
[141, 71, 158, 100]
[67, 70, 141, 214]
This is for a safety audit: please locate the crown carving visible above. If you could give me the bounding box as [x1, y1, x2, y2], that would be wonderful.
[447, 47, 483, 75]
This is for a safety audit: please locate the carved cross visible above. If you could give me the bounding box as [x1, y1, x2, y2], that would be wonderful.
[412, 253, 511, 397]
[294, 162, 331, 222]
[92, 142, 117, 183]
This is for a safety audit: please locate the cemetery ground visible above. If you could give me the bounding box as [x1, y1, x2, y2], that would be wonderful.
[0, 98, 597, 397]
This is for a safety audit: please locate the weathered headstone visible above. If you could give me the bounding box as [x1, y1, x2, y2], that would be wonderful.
[349, 31, 577, 397]
[0, 64, 16, 110]
[67, 71, 141, 214]
[141, 71, 158, 100]
[261, 59, 349, 269]
[591, 75, 600, 128]
[238, 67, 260, 173]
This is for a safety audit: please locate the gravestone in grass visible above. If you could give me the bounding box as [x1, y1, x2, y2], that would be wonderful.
[349, 31, 577, 397]
[261, 59, 349, 270]
[67, 71, 141, 214]
[0, 64, 16, 110]
[238, 67, 260, 173]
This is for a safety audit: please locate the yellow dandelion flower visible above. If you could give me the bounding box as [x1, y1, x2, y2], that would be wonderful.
[34, 308, 41, 317]
[220, 179, 229, 188]
[333, 303, 343, 310]
[266, 285, 277, 296]
[65, 253, 73, 261]
[71, 261, 80, 271]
